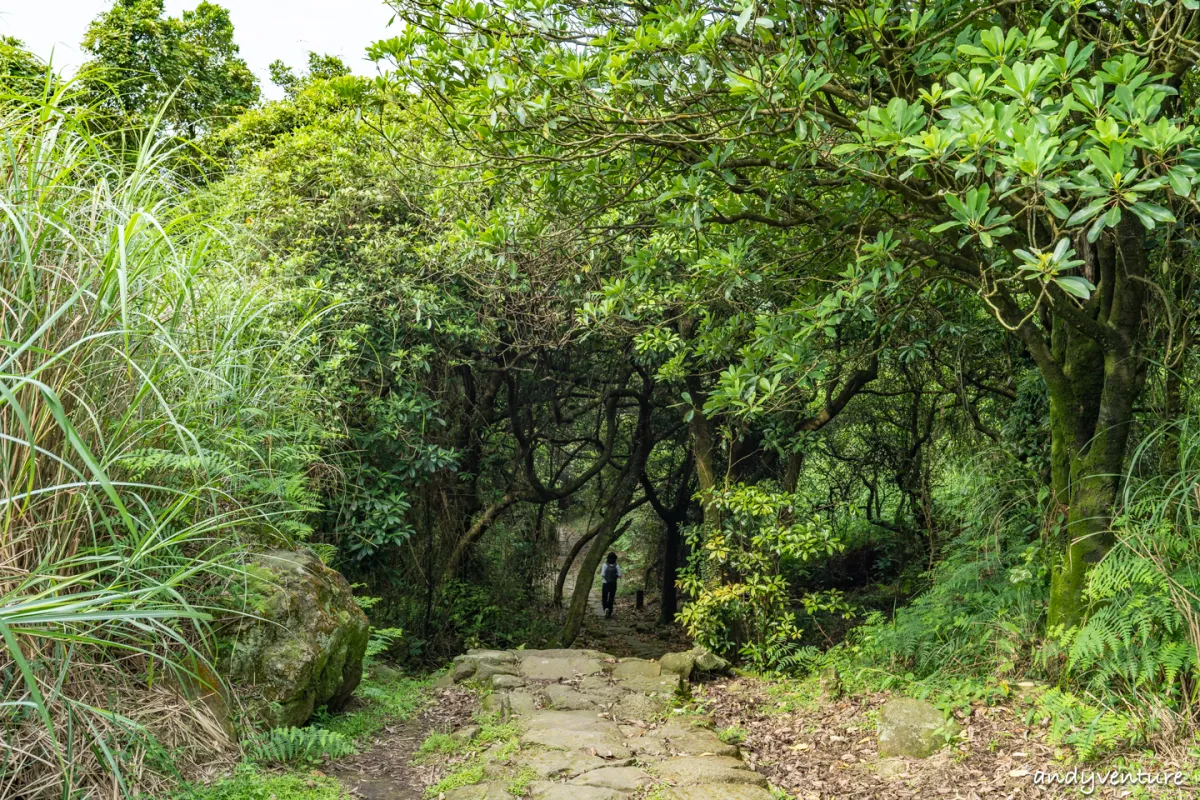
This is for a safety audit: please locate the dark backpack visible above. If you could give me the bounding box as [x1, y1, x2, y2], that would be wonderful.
[603, 563, 618, 583]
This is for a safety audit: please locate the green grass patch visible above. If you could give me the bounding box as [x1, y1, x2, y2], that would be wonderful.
[427, 763, 486, 797]
[416, 732, 462, 760]
[313, 671, 432, 744]
[717, 725, 748, 745]
[506, 766, 538, 796]
[178, 764, 345, 800]
[418, 712, 523, 797]
[758, 675, 822, 715]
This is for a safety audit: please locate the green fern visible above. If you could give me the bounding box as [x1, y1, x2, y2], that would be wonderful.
[366, 627, 404, 660]
[1068, 538, 1198, 703]
[1035, 688, 1141, 760]
[246, 726, 357, 765]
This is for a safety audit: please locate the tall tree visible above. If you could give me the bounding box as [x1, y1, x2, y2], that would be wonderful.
[81, 0, 259, 135]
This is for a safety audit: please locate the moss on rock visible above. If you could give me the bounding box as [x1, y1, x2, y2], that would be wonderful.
[218, 549, 369, 728]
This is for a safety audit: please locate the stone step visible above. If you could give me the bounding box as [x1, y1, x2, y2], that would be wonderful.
[435, 646, 771, 800]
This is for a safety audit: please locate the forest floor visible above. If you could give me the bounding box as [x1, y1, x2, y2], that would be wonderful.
[695, 675, 1199, 799]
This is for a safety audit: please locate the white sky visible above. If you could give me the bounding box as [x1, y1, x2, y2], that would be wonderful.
[1, 0, 397, 99]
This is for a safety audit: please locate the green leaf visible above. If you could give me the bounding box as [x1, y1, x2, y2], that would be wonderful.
[1167, 168, 1192, 197]
[1132, 201, 1176, 223]
[1066, 201, 1106, 227]
[1054, 275, 1095, 300]
[1045, 197, 1069, 219]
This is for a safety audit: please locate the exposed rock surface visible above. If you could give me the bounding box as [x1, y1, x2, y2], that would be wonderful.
[218, 549, 368, 728]
[436, 648, 773, 799]
[876, 697, 961, 758]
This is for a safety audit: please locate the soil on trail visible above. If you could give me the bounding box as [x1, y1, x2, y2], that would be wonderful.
[332, 685, 475, 799]
[440, 647, 775, 799]
[554, 522, 690, 660]
[574, 593, 691, 661]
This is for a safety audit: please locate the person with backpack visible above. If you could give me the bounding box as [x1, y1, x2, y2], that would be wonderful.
[601, 552, 621, 618]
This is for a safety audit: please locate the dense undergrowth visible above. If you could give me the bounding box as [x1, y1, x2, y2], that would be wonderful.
[768, 423, 1200, 762]
[0, 89, 330, 795]
[177, 669, 432, 800]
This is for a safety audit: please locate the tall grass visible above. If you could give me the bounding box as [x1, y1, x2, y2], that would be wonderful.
[0, 90, 328, 796]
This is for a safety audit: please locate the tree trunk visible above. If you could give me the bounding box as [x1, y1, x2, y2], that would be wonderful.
[1042, 223, 1145, 629]
[441, 492, 516, 583]
[1045, 351, 1138, 627]
[685, 375, 719, 522]
[558, 388, 653, 646]
[660, 518, 681, 624]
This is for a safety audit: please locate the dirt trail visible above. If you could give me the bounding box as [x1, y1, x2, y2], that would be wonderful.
[331, 683, 476, 799]
[553, 522, 690, 660]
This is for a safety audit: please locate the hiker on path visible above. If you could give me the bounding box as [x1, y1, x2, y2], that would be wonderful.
[601, 552, 621, 618]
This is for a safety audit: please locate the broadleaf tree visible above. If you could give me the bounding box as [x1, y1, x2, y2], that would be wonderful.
[373, 0, 1200, 628]
[81, 0, 259, 136]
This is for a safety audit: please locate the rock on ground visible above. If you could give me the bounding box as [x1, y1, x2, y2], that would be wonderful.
[876, 697, 962, 758]
[217, 548, 368, 728]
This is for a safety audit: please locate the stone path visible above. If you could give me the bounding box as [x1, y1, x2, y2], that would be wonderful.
[441, 647, 775, 800]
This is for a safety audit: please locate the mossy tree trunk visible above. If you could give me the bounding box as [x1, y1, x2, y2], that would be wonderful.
[1023, 222, 1148, 629]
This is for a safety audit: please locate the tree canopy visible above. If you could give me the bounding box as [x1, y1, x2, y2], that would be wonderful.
[81, 0, 259, 134]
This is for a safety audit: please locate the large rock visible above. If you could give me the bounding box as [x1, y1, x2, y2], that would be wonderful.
[443, 783, 512, 800]
[491, 674, 525, 690]
[614, 673, 683, 695]
[515, 750, 622, 779]
[876, 698, 961, 758]
[653, 722, 740, 757]
[614, 692, 664, 721]
[520, 653, 605, 680]
[612, 658, 660, 679]
[218, 549, 369, 728]
[476, 661, 520, 682]
[690, 647, 730, 676]
[529, 783, 623, 800]
[571, 766, 654, 791]
[658, 651, 695, 680]
[542, 684, 601, 710]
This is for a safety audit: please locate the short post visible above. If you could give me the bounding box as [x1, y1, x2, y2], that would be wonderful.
[636, 589, 644, 610]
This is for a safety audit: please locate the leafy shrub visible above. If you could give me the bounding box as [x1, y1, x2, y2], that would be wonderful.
[679, 483, 844, 670]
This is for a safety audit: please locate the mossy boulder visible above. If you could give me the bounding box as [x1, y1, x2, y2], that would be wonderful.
[876, 698, 961, 758]
[219, 549, 369, 728]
